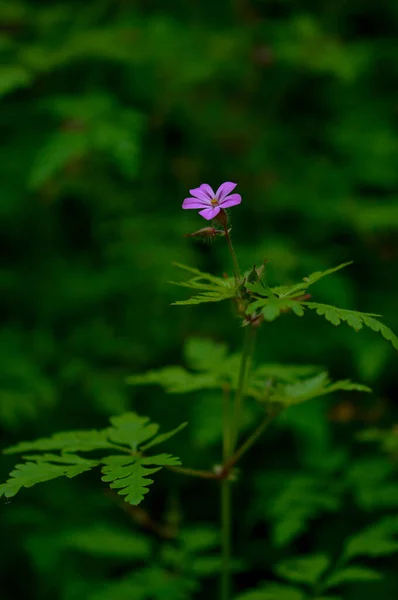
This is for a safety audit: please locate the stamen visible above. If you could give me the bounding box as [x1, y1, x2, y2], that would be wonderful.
[211, 198, 218, 206]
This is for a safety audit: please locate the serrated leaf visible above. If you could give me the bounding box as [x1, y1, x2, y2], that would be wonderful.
[101, 453, 180, 506]
[184, 337, 227, 371]
[140, 422, 187, 451]
[61, 524, 151, 558]
[1, 412, 184, 505]
[0, 455, 98, 498]
[268, 373, 370, 406]
[325, 566, 382, 589]
[303, 303, 398, 349]
[170, 263, 235, 305]
[256, 473, 340, 547]
[271, 262, 352, 300]
[109, 413, 159, 451]
[235, 583, 306, 600]
[275, 554, 330, 585]
[343, 516, 398, 560]
[126, 366, 218, 393]
[4, 429, 114, 454]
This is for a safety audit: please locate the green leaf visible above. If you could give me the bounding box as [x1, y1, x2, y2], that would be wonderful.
[268, 372, 370, 406]
[101, 453, 181, 506]
[126, 366, 218, 394]
[343, 516, 398, 560]
[268, 262, 352, 299]
[253, 364, 320, 383]
[325, 566, 382, 589]
[235, 583, 306, 600]
[0, 455, 98, 498]
[87, 565, 197, 600]
[109, 413, 159, 450]
[60, 524, 151, 558]
[303, 303, 398, 349]
[184, 337, 227, 371]
[170, 263, 236, 305]
[0, 66, 33, 97]
[29, 131, 89, 189]
[4, 430, 114, 454]
[256, 473, 340, 547]
[1, 412, 184, 506]
[140, 422, 187, 451]
[275, 554, 330, 585]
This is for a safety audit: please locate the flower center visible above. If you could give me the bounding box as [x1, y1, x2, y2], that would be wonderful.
[211, 198, 218, 206]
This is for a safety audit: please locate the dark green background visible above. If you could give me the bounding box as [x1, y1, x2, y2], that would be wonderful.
[1, 1, 397, 598]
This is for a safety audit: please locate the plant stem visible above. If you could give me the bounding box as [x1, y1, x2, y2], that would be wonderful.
[224, 228, 241, 282]
[221, 478, 232, 600]
[221, 384, 232, 600]
[224, 409, 280, 473]
[230, 325, 256, 451]
[167, 465, 219, 479]
[218, 209, 241, 282]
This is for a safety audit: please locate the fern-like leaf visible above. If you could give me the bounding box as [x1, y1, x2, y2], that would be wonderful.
[0, 454, 98, 498]
[101, 453, 181, 505]
[303, 303, 398, 349]
[268, 372, 370, 406]
[170, 263, 236, 305]
[4, 430, 115, 455]
[1, 412, 185, 505]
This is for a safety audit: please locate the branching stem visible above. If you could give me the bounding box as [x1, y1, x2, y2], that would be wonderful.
[230, 324, 256, 451]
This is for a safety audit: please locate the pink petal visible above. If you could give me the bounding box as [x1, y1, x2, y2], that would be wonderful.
[216, 182, 237, 201]
[182, 197, 210, 209]
[218, 193, 241, 209]
[190, 184, 215, 202]
[199, 206, 221, 220]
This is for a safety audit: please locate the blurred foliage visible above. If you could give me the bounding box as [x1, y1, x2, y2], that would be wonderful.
[1, 0, 398, 598]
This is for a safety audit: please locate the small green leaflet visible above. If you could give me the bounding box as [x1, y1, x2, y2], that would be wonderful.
[244, 261, 398, 351]
[342, 516, 398, 560]
[101, 454, 180, 505]
[246, 262, 352, 313]
[267, 372, 371, 406]
[170, 263, 236, 305]
[0, 454, 99, 498]
[272, 262, 353, 299]
[127, 338, 370, 406]
[302, 303, 398, 350]
[324, 566, 381, 589]
[275, 554, 331, 586]
[0, 412, 186, 505]
[234, 583, 306, 600]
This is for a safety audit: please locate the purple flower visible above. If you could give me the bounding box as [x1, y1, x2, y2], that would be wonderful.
[182, 182, 241, 220]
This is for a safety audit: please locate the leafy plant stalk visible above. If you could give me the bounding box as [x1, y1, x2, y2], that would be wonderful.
[218, 210, 241, 281]
[230, 325, 256, 451]
[221, 383, 232, 600]
[224, 408, 280, 473]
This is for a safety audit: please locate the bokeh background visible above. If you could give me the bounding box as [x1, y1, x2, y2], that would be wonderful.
[1, 1, 397, 598]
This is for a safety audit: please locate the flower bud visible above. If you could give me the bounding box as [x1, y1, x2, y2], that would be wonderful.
[184, 227, 229, 239]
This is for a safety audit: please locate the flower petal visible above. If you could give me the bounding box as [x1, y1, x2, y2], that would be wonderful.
[182, 197, 209, 209]
[216, 182, 237, 201]
[199, 206, 221, 220]
[218, 193, 241, 209]
[190, 184, 215, 202]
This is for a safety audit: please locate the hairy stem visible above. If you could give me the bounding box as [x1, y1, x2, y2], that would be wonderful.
[221, 384, 232, 600]
[224, 228, 241, 282]
[224, 409, 280, 473]
[221, 478, 232, 600]
[217, 209, 241, 282]
[168, 465, 219, 479]
[230, 325, 256, 451]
